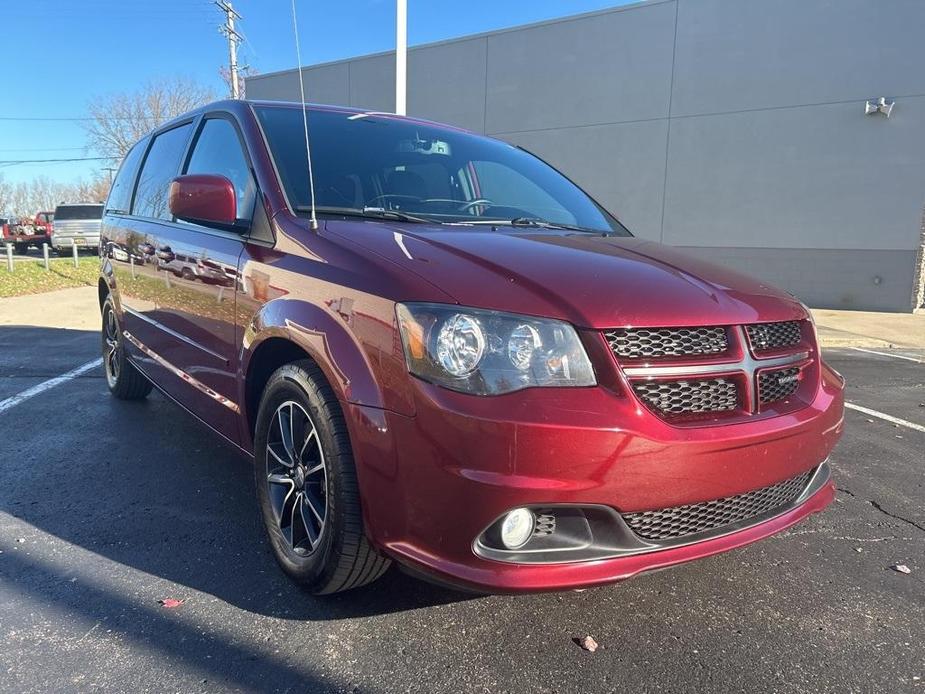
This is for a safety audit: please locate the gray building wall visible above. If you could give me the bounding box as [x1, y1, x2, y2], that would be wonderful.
[247, 0, 925, 312]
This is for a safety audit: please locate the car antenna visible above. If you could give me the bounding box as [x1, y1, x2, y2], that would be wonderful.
[290, 0, 319, 231]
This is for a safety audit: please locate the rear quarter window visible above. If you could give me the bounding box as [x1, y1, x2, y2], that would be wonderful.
[106, 140, 148, 215]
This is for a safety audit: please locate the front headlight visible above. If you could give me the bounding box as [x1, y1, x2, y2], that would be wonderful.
[396, 303, 596, 395]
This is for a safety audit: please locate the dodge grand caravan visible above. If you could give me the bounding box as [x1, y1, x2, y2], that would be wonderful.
[98, 100, 844, 594]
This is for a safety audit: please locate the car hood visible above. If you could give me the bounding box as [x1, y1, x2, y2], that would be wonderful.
[323, 220, 806, 329]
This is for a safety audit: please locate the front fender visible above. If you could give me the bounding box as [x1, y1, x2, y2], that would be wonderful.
[240, 297, 414, 418]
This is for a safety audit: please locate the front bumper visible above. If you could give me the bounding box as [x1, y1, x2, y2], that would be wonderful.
[345, 361, 844, 593]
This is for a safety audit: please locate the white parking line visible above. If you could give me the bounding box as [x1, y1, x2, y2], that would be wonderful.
[851, 347, 924, 364]
[0, 359, 101, 414]
[845, 402, 925, 434]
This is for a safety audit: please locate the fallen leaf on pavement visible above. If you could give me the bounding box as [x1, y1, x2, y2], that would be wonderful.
[890, 564, 911, 574]
[575, 635, 599, 652]
[158, 598, 185, 608]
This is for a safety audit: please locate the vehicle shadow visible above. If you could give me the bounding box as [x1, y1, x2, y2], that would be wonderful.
[0, 546, 349, 692]
[0, 325, 476, 626]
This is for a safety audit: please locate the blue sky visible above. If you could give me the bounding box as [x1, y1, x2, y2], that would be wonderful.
[0, 0, 631, 185]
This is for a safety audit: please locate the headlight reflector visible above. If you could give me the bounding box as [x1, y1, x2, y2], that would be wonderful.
[508, 323, 541, 371]
[435, 313, 486, 376]
[396, 303, 596, 395]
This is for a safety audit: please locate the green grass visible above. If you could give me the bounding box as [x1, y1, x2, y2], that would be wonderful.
[0, 257, 100, 298]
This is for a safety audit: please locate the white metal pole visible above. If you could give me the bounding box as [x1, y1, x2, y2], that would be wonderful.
[72, 243, 78, 268]
[42, 243, 49, 270]
[395, 0, 407, 115]
[5, 243, 12, 272]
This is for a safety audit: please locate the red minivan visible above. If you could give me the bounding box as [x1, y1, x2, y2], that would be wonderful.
[99, 100, 844, 594]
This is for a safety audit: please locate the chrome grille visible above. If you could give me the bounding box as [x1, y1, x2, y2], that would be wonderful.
[622, 470, 814, 541]
[746, 321, 802, 352]
[759, 366, 801, 404]
[605, 326, 727, 360]
[633, 378, 738, 416]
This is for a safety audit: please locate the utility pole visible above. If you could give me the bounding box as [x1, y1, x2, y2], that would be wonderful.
[215, 0, 243, 99]
[102, 167, 117, 186]
[395, 0, 407, 115]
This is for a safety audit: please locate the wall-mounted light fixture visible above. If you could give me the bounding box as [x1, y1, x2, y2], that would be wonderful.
[865, 97, 895, 118]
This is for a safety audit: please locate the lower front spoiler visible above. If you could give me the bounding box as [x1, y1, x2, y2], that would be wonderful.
[383, 473, 835, 594]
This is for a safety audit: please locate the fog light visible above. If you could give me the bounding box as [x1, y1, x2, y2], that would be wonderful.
[500, 508, 535, 549]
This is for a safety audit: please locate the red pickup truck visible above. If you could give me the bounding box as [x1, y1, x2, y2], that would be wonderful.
[0, 211, 54, 253]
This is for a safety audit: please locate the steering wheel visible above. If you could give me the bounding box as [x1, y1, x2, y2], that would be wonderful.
[457, 198, 494, 213]
[365, 194, 423, 208]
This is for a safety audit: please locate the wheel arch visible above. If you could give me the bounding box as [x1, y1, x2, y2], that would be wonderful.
[98, 277, 110, 309]
[98, 257, 116, 309]
[239, 298, 390, 443]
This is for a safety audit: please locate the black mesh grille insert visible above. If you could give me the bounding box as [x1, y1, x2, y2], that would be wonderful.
[622, 470, 815, 541]
[605, 326, 728, 360]
[633, 378, 738, 415]
[746, 321, 802, 352]
[759, 366, 801, 404]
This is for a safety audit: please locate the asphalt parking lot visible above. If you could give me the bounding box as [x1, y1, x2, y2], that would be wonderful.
[1, 321, 922, 693]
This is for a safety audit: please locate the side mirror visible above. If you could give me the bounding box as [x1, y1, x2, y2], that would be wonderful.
[168, 174, 237, 228]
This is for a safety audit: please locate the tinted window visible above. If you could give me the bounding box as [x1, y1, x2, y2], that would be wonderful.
[255, 106, 629, 234]
[185, 118, 255, 220]
[471, 161, 573, 224]
[54, 205, 103, 221]
[106, 139, 147, 215]
[133, 123, 193, 220]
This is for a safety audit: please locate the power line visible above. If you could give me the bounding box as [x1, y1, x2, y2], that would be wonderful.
[0, 157, 111, 165]
[0, 147, 87, 152]
[0, 116, 103, 122]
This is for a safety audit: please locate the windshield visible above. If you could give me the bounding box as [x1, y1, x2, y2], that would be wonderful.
[54, 205, 103, 221]
[255, 106, 629, 235]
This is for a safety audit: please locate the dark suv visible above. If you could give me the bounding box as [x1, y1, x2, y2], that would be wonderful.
[99, 100, 844, 594]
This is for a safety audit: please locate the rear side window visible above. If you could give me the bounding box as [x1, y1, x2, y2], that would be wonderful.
[184, 118, 256, 221]
[54, 205, 103, 221]
[106, 140, 147, 215]
[133, 123, 193, 221]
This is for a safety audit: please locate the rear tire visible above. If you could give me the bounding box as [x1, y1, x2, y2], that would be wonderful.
[254, 360, 390, 594]
[102, 296, 152, 400]
[13, 242, 28, 254]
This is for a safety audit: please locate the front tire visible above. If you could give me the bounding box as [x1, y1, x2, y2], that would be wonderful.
[254, 361, 390, 594]
[102, 296, 152, 400]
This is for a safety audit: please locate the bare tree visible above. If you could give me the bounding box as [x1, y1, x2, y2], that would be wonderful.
[0, 174, 111, 217]
[71, 172, 111, 204]
[219, 65, 259, 99]
[83, 77, 216, 160]
[0, 175, 12, 215]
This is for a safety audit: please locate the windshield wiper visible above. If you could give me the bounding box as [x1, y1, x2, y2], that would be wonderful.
[296, 205, 436, 224]
[509, 217, 609, 234]
[449, 217, 610, 235]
